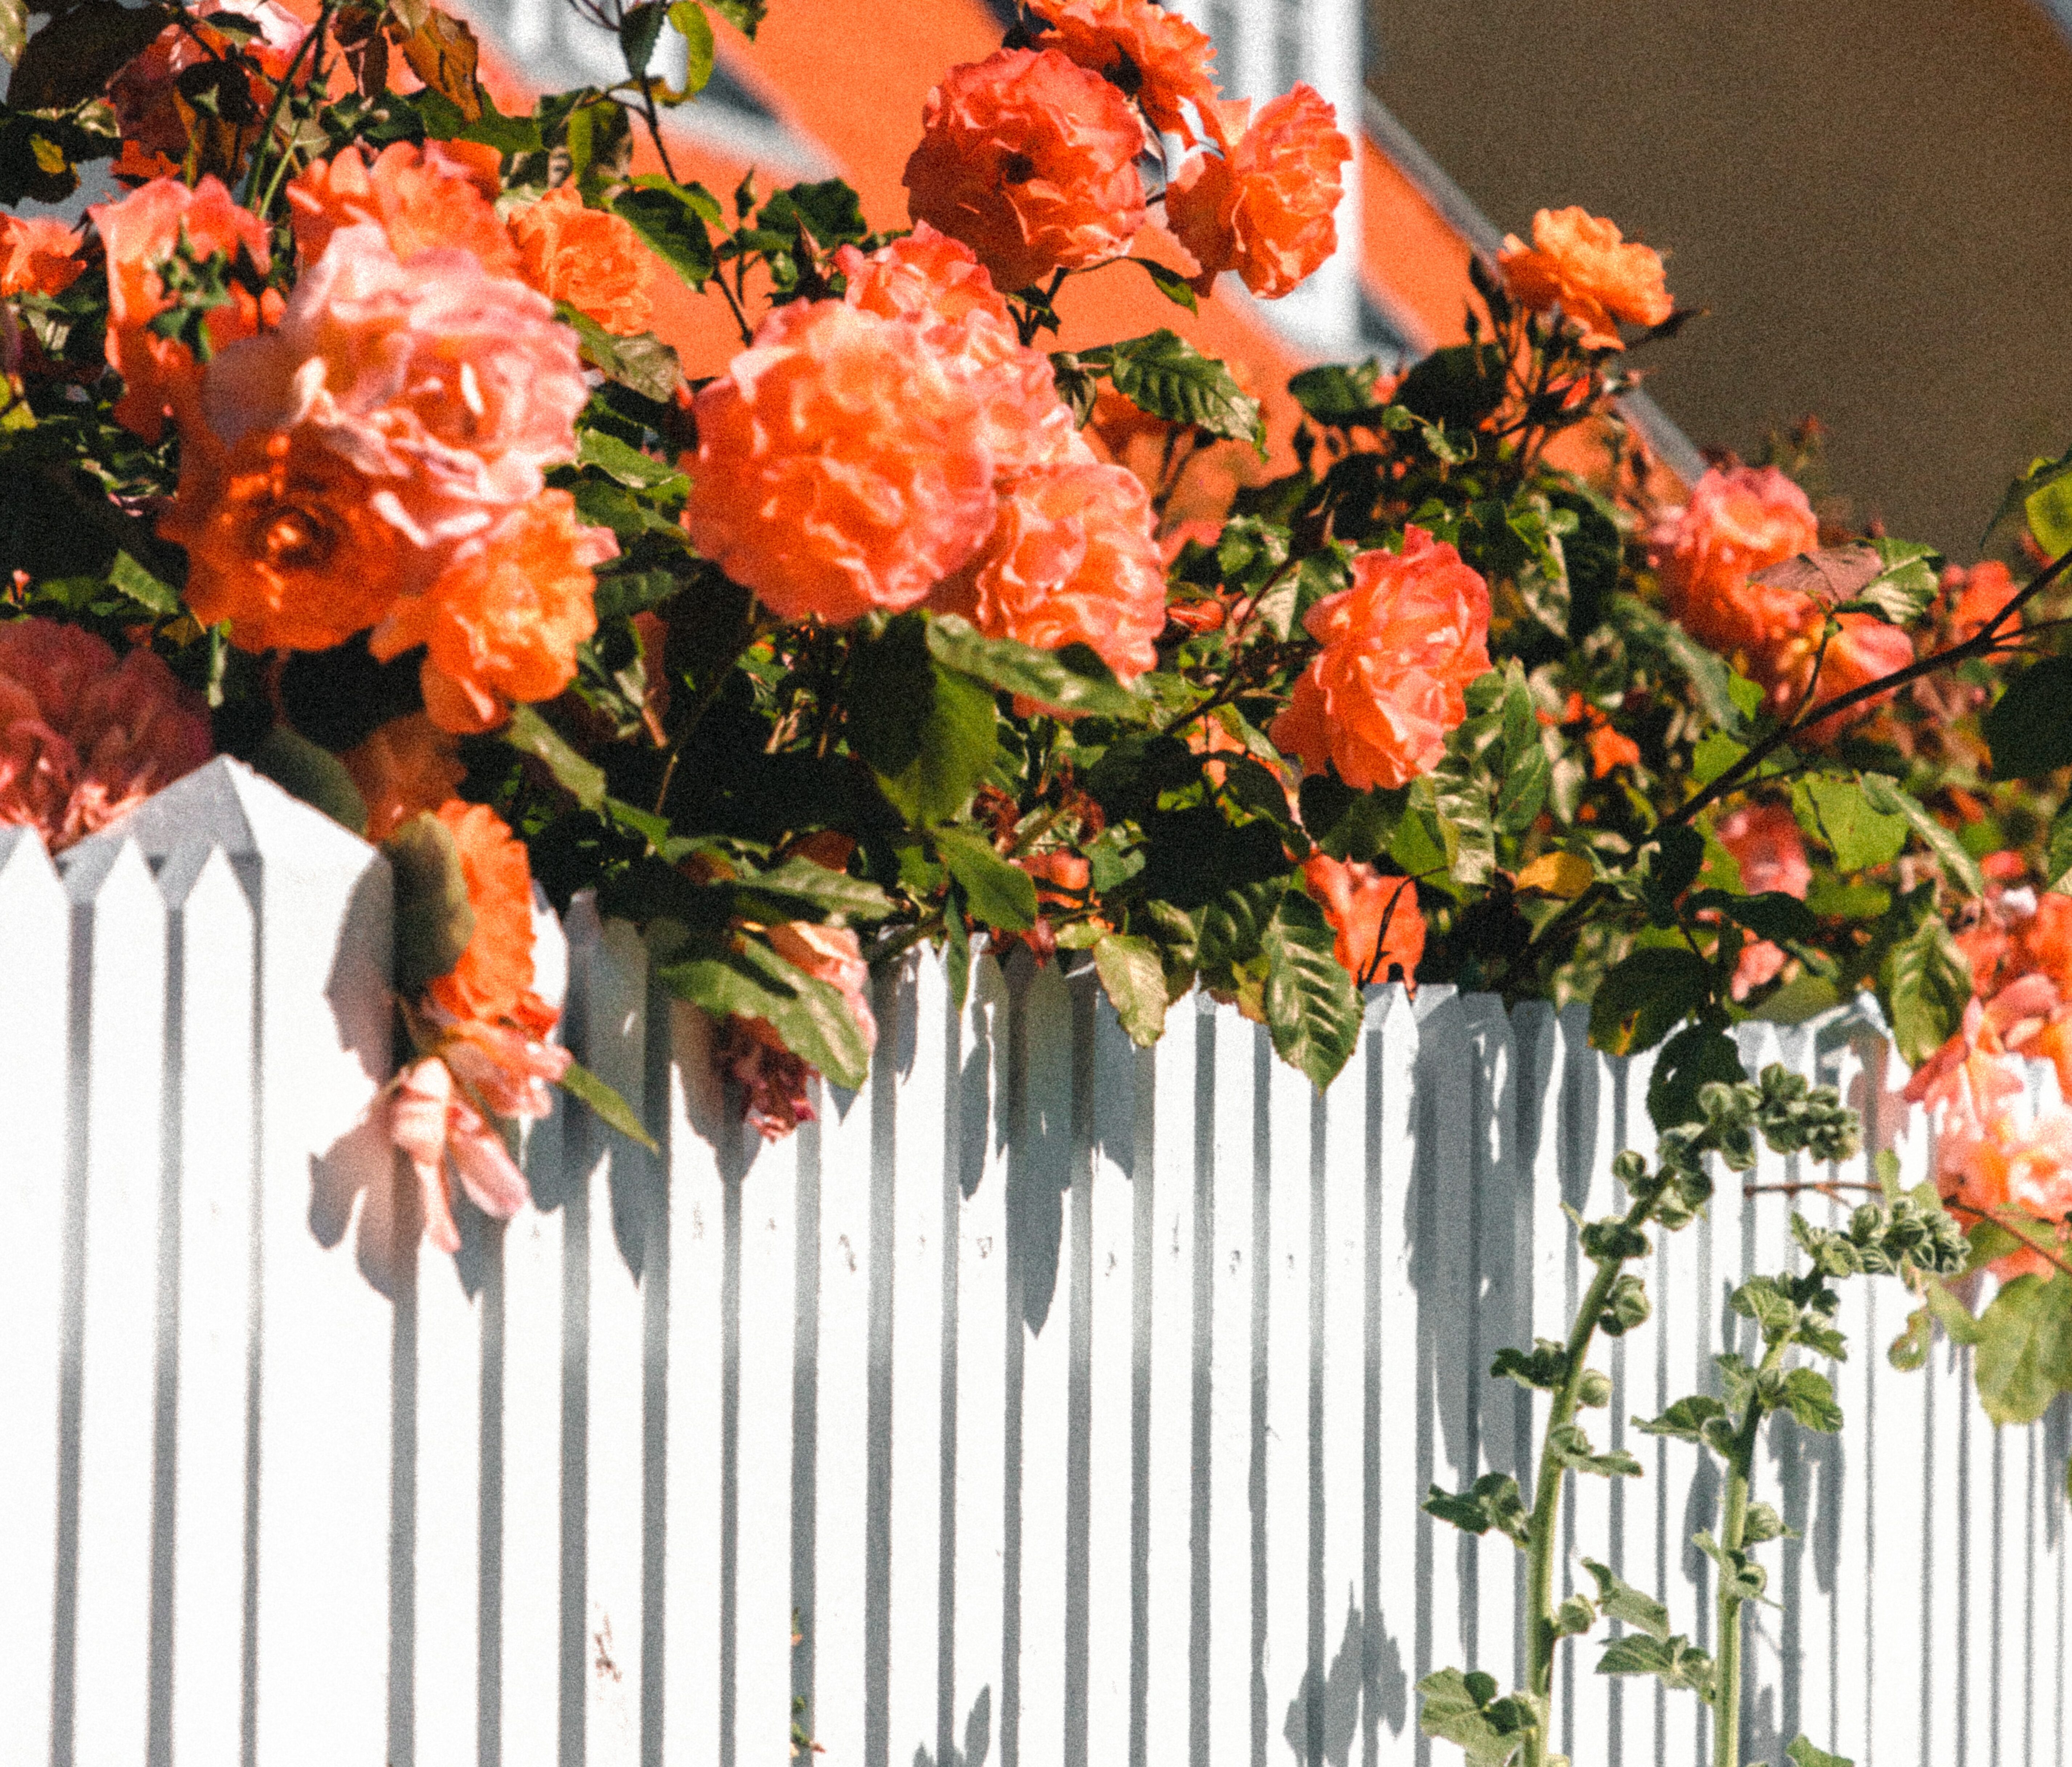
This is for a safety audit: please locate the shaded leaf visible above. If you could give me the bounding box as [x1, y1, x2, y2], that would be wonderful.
[1633, 1394, 1727, 1443]
[1091, 329, 1265, 449]
[612, 183, 716, 288]
[619, 0, 666, 77]
[249, 724, 367, 837]
[1589, 946, 1712, 1057]
[935, 828, 1037, 933]
[1983, 655, 2072, 781]
[504, 704, 607, 810]
[667, 0, 715, 92]
[660, 934, 871, 1089]
[1784, 1739, 1853, 1767]
[9, 1, 175, 111]
[1791, 773, 1908, 874]
[1646, 1022, 1744, 1132]
[1749, 539, 1939, 626]
[384, 812, 476, 993]
[1287, 357, 1387, 425]
[1982, 447, 2072, 565]
[1595, 1633, 1714, 1695]
[705, 0, 764, 34]
[1546, 1423, 1643, 1478]
[1423, 1472, 1529, 1547]
[925, 614, 1142, 719]
[848, 616, 999, 826]
[560, 308, 682, 400]
[1860, 772, 1983, 896]
[390, 1, 483, 119]
[558, 1055, 658, 1152]
[727, 856, 892, 925]
[1580, 1558, 1669, 1641]
[1128, 254, 1198, 311]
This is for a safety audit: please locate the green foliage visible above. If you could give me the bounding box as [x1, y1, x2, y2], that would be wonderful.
[1416, 1669, 1537, 1767]
[1076, 330, 1265, 448]
[1881, 914, 1972, 1067]
[385, 813, 476, 993]
[1974, 1274, 2072, 1427]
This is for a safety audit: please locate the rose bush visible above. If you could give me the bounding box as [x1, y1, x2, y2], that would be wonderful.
[5, 1, 2072, 1751]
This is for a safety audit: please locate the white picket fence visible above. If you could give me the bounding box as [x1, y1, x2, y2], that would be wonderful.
[1, 756, 2067, 1767]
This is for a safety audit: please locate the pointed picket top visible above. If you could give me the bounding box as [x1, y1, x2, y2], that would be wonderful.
[0, 823, 61, 911]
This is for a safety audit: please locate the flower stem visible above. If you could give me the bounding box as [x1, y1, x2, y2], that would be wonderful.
[1713, 1336, 1786, 1767]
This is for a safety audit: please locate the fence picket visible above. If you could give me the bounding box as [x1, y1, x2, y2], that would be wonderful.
[0, 832, 68, 1759]
[15, 775, 2072, 1765]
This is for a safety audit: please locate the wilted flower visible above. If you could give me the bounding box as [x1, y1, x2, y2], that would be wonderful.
[1498, 206, 1673, 349]
[0, 619, 212, 851]
[903, 47, 1147, 293]
[1271, 527, 1493, 791]
[724, 922, 879, 1141]
[683, 298, 999, 623]
[1165, 84, 1349, 300]
[388, 1055, 532, 1255]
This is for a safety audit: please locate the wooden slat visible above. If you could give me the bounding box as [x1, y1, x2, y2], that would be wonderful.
[0, 833, 68, 1758]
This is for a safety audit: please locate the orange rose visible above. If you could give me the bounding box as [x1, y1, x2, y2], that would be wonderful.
[287, 140, 517, 276]
[1028, 0, 1222, 145]
[426, 800, 555, 1031]
[0, 216, 84, 298]
[836, 224, 1081, 475]
[201, 224, 589, 519]
[1164, 84, 1349, 300]
[1714, 801, 1811, 997]
[88, 175, 279, 441]
[1648, 466, 1821, 661]
[931, 459, 1167, 684]
[160, 427, 438, 651]
[1270, 527, 1492, 791]
[1302, 853, 1425, 988]
[371, 490, 613, 735]
[1498, 207, 1672, 350]
[1938, 1101, 2072, 1283]
[1759, 611, 1913, 739]
[342, 713, 465, 841]
[683, 298, 999, 624]
[1942, 559, 2022, 646]
[509, 185, 654, 337]
[0, 619, 212, 851]
[903, 48, 1147, 293]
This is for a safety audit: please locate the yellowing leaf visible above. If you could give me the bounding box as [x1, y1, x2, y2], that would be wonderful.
[1514, 851, 1593, 898]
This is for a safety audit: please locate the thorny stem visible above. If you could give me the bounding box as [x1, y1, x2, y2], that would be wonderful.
[241, 0, 336, 216]
[1522, 1188, 1658, 1767]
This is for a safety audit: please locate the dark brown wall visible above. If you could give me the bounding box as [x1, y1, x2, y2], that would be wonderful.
[1368, 0, 2072, 553]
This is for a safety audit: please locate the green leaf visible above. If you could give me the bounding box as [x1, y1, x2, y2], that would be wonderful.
[1415, 1669, 1532, 1767]
[660, 935, 872, 1089]
[1839, 538, 1941, 624]
[1633, 1394, 1727, 1443]
[1646, 1023, 1747, 1133]
[1423, 1472, 1530, 1547]
[1127, 255, 1198, 312]
[1551, 1595, 1597, 1640]
[1595, 1633, 1714, 1695]
[704, 0, 764, 34]
[1741, 1501, 1795, 1544]
[1093, 933, 1168, 1047]
[248, 725, 368, 838]
[1687, 888, 1820, 947]
[557, 1055, 658, 1151]
[504, 704, 607, 810]
[759, 178, 869, 246]
[1580, 1559, 1670, 1641]
[1546, 1423, 1643, 1478]
[383, 812, 476, 993]
[727, 856, 893, 925]
[666, 0, 715, 93]
[1690, 731, 1748, 787]
[619, 0, 666, 77]
[8, 1, 175, 109]
[1983, 656, 2072, 780]
[1974, 1273, 2072, 1427]
[1392, 342, 1507, 429]
[1859, 773, 1983, 896]
[560, 307, 682, 400]
[1614, 597, 1748, 735]
[108, 549, 180, 618]
[1792, 774, 1908, 874]
[1491, 1340, 1569, 1391]
[1598, 1272, 1651, 1337]
[1287, 358, 1387, 425]
[923, 615, 1142, 719]
[1778, 1366, 1843, 1432]
[576, 426, 690, 496]
[1261, 888, 1364, 1090]
[1784, 1739, 1853, 1767]
[1881, 914, 1972, 1067]
[1589, 947, 1713, 1057]
[848, 617, 999, 825]
[1092, 329, 1265, 449]
[2046, 802, 2072, 893]
[610, 184, 716, 288]
[1982, 448, 2072, 564]
[935, 828, 1037, 932]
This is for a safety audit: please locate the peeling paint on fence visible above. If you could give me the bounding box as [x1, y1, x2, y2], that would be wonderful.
[2, 757, 2067, 1766]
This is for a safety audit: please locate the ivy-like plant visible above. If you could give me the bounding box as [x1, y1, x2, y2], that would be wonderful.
[1417, 1070, 1969, 1767]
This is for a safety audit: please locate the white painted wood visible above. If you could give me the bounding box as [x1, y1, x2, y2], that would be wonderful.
[1011, 957, 1075, 1767]
[1203, 995, 1257, 1767]
[0, 832, 68, 1760]
[14, 818, 2072, 1767]
[167, 847, 257, 1764]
